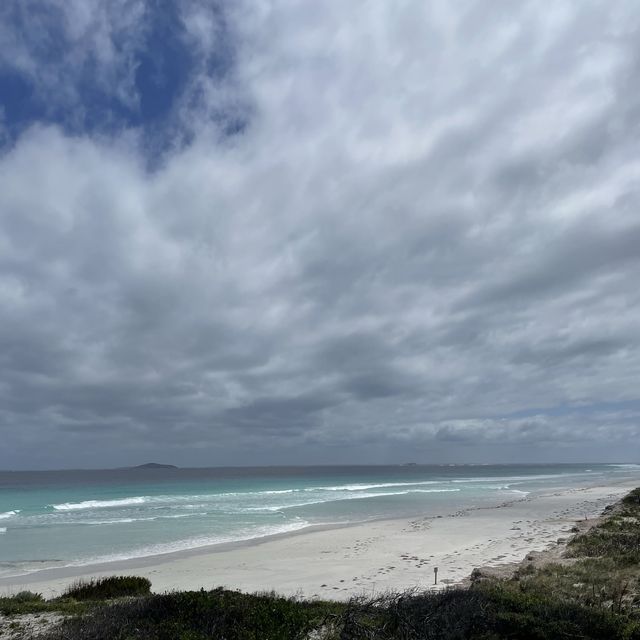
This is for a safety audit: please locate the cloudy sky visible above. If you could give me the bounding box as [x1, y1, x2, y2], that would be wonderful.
[1, 1, 639, 469]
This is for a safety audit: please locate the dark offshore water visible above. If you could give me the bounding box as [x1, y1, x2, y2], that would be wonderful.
[1, 463, 637, 578]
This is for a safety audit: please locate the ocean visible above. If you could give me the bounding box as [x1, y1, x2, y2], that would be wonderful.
[0, 463, 637, 579]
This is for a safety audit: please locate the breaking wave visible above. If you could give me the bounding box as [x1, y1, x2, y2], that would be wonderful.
[317, 481, 439, 491]
[52, 497, 148, 511]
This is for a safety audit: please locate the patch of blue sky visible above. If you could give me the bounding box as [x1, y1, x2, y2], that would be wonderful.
[0, 0, 244, 160]
[133, 0, 193, 126]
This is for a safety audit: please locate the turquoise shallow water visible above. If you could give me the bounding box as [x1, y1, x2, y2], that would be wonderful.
[0, 464, 637, 578]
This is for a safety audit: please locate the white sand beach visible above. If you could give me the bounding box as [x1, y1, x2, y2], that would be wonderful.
[1, 480, 636, 601]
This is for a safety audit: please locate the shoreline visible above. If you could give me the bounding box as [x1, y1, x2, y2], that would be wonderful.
[0, 491, 540, 584]
[1, 476, 638, 600]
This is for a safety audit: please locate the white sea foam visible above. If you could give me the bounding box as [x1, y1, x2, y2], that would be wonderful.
[0, 510, 19, 519]
[413, 488, 460, 493]
[261, 489, 297, 495]
[44, 482, 464, 513]
[52, 497, 148, 511]
[0, 528, 6, 534]
[86, 513, 205, 525]
[451, 473, 569, 484]
[87, 518, 149, 525]
[250, 487, 463, 512]
[316, 481, 439, 491]
[64, 520, 311, 567]
[47, 477, 541, 515]
[52, 491, 305, 512]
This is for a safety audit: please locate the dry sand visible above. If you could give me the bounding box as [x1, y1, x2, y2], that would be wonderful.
[0, 479, 636, 601]
[0, 613, 65, 640]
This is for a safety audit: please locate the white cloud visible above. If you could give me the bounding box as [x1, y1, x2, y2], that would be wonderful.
[0, 0, 639, 467]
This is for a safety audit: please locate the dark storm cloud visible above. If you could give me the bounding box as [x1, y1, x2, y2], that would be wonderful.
[1, 0, 640, 468]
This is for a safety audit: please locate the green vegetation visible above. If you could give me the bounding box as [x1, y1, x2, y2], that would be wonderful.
[8, 488, 640, 639]
[0, 591, 85, 617]
[42, 589, 343, 640]
[0, 576, 149, 618]
[0, 591, 45, 616]
[493, 486, 640, 616]
[61, 575, 152, 600]
[36, 585, 638, 640]
[338, 587, 632, 639]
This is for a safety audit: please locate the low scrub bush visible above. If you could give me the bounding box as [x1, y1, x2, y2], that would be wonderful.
[44, 588, 341, 640]
[622, 489, 640, 507]
[62, 575, 151, 601]
[0, 591, 46, 615]
[0, 590, 81, 616]
[40, 585, 639, 640]
[338, 586, 634, 640]
[9, 590, 44, 603]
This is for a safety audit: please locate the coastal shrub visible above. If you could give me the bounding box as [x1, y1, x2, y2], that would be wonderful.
[622, 489, 640, 507]
[510, 557, 636, 608]
[338, 586, 631, 639]
[9, 590, 44, 602]
[0, 591, 47, 615]
[36, 585, 640, 640]
[340, 589, 496, 639]
[43, 588, 343, 640]
[569, 528, 640, 560]
[481, 584, 632, 639]
[62, 575, 151, 600]
[0, 591, 86, 616]
[489, 487, 640, 618]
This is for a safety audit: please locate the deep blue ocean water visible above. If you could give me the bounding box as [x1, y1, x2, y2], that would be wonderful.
[0, 463, 638, 579]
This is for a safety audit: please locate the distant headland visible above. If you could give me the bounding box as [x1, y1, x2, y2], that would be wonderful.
[131, 463, 178, 470]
